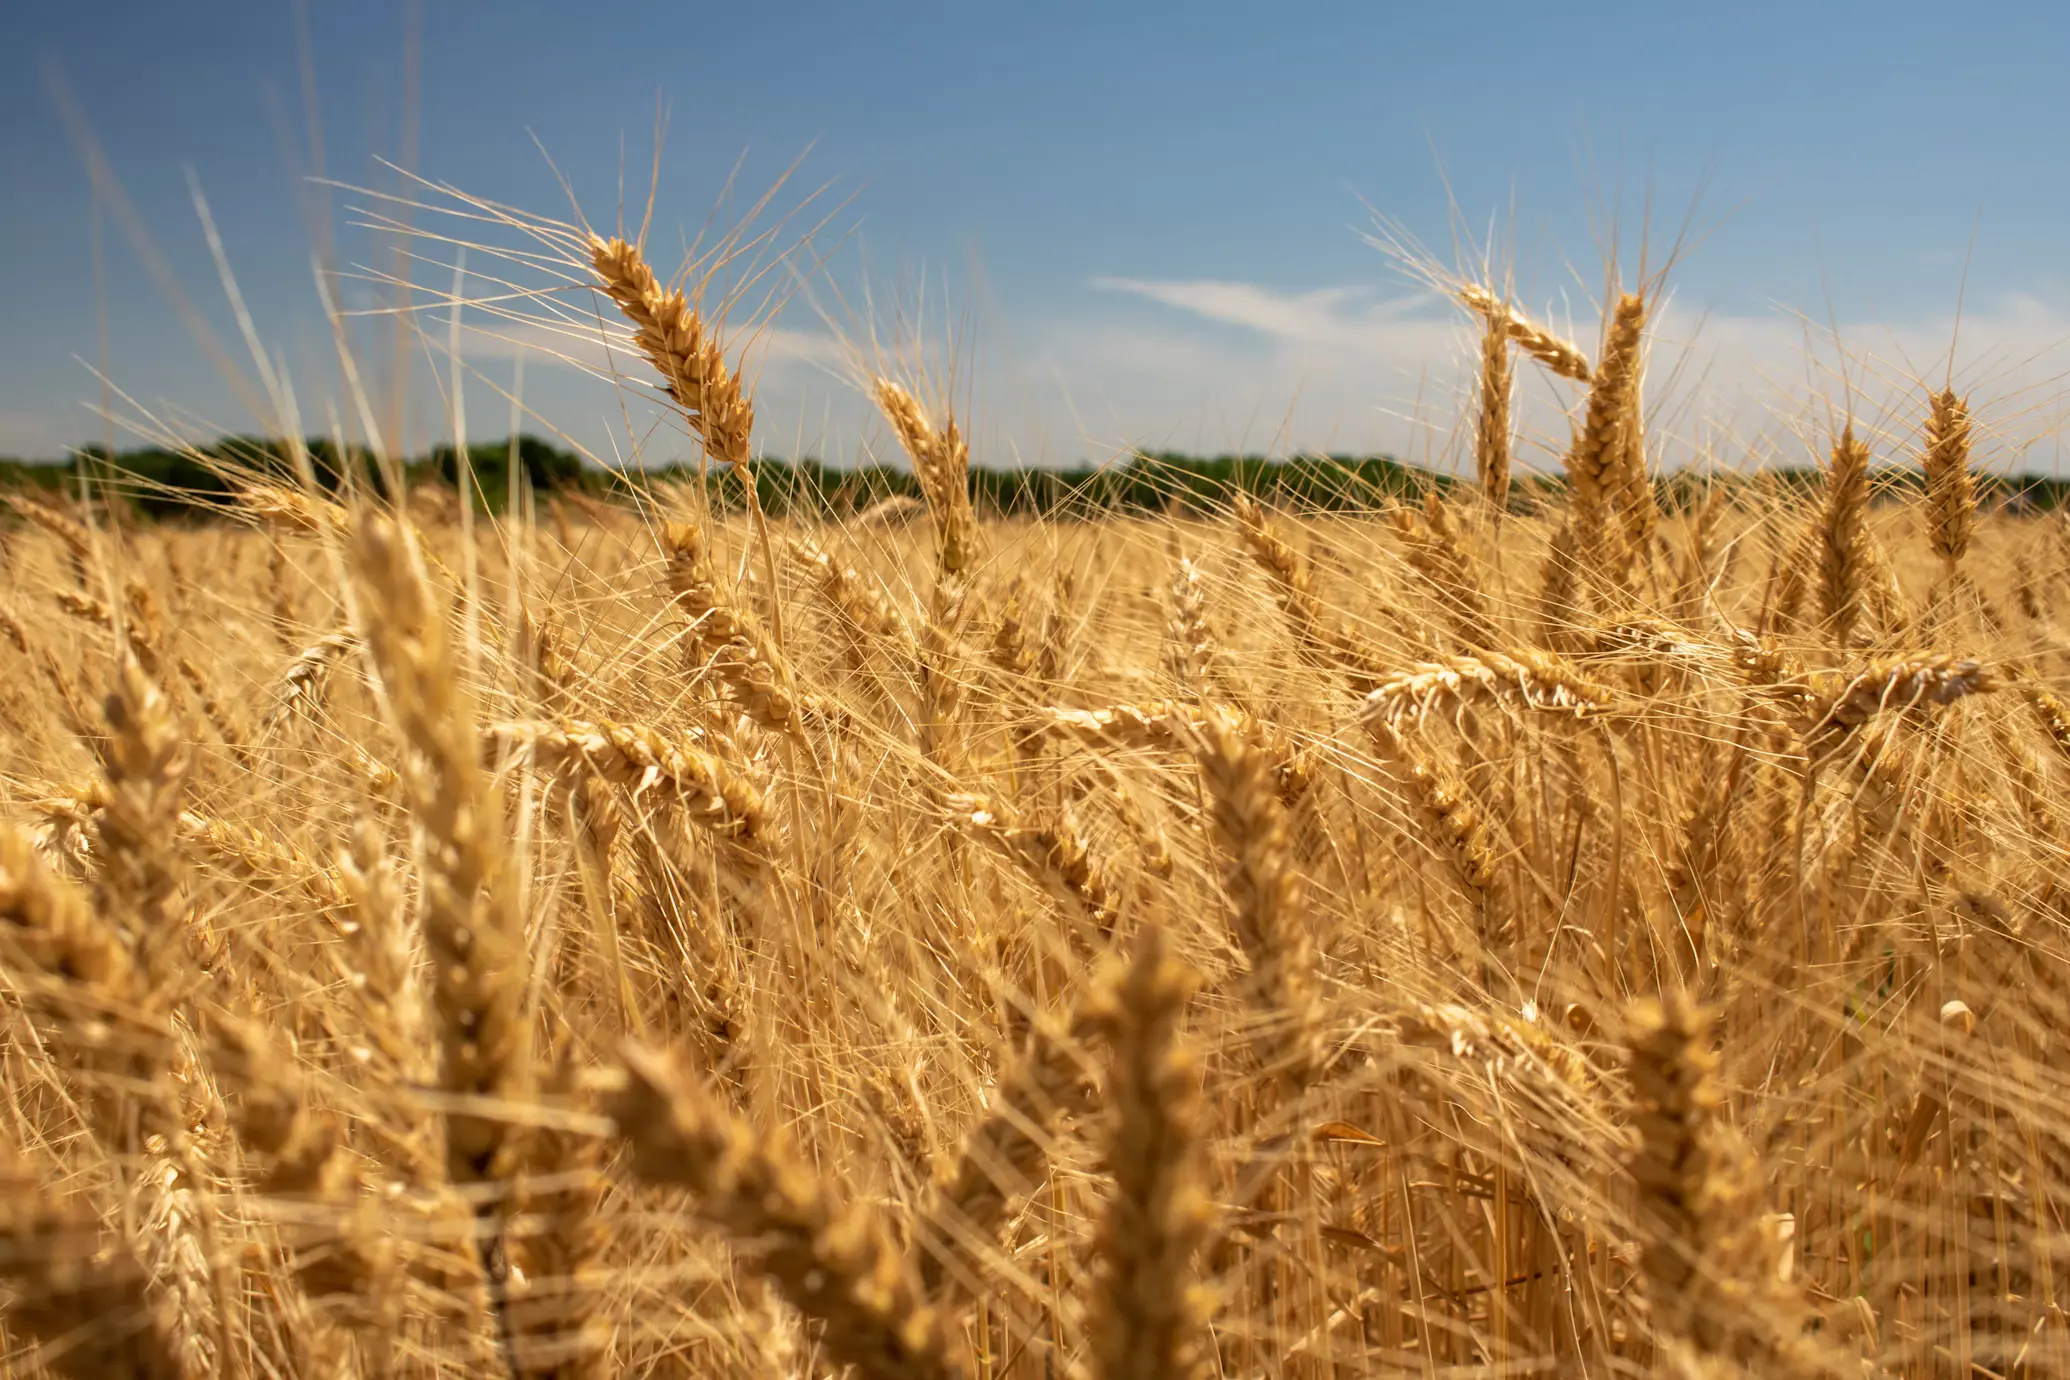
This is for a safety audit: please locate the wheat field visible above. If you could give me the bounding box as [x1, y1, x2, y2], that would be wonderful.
[1, 225, 2067, 1380]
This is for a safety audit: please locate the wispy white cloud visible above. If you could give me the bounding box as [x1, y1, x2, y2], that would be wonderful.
[1091, 277, 1432, 348]
[453, 317, 846, 379]
[1017, 276, 2070, 473]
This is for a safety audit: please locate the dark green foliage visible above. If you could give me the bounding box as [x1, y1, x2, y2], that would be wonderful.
[431, 435, 586, 504]
[9, 434, 2070, 522]
[0, 459, 72, 494]
[43, 435, 387, 516]
[658, 450, 1434, 519]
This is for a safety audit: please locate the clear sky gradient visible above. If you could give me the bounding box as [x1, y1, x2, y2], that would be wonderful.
[6, 1, 2069, 473]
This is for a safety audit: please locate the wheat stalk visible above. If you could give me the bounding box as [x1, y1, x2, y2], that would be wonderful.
[874, 379, 980, 579]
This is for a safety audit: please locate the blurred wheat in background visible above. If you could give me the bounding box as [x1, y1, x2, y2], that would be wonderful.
[1, 175, 2068, 1380]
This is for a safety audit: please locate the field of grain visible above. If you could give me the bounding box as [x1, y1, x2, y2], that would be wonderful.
[2, 233, 2067, 1380]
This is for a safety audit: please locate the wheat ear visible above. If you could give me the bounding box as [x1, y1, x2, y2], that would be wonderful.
[1166, 555, 1222, 694]
[349, 512, 530, 1186]
[989, 580, 1037, 678]
[1564, 293, 1646, 577]
[505, 1057, 611, 1380]
[205, 1013, 401, 1374]
[265, 631, 360, 730]
[1801, 657, 2002, 763]
[1923, 387, 1976, 577]
[2, 490, 95, 587]
[1188, 707, 1323, 1090]
[92, 653, 192, 993]
[1459, 284, 1593, 381]
[1036, 701, 1199, 752]
[1817, 425, 1874, 648]
[171, 806, 351, 912]
[662, 519, 807, 738]
[589, 236, 754, 474]
[1474, 308, 1514, 513]
[1089, 927, 1210, 1380]
[1362, 647, 1617, 729]
[488, 718, 777, 856]
[789, 536, 918, 666]
[607, 1043, 965, 1380]
[917, 575, 970, 776]
[1626, 992, 1725, 1354]
[0, 824, 169, 1148]
[914, 1007, 1099, 1299]
[954, 794, 1122, 938]
[54, 589, 166, 678]
[1366, 717, 1500, 898]
[1231, 492, 1385, 694]
[1389, 489, 1497, 648]
[874, 379, 980, 579]
[0, 1165, 188, 1380]
[1624, 992, 1816, 1372]
[1609, 365, 1658, 567]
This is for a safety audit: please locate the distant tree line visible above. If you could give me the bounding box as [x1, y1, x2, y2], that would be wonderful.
[0, 435, 589, 517]
[5, 433, 2070, 519]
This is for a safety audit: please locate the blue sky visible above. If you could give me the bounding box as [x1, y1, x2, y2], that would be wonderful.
[7, 1, 2070, 472]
